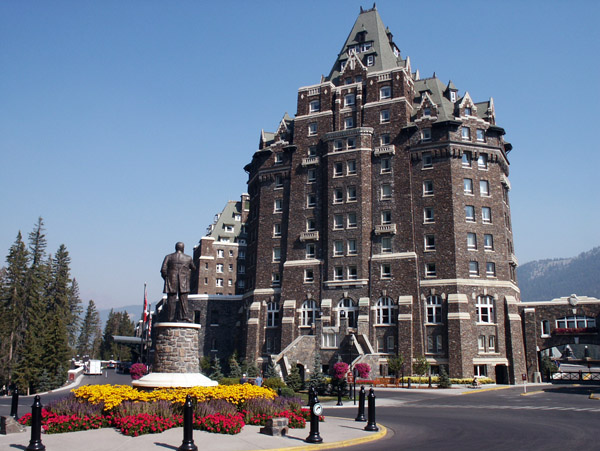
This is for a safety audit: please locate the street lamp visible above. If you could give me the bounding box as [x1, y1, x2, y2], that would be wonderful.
[350, 334, 357, 405]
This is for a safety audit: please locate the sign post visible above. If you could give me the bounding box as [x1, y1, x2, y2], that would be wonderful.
[522, 373, 527, 393]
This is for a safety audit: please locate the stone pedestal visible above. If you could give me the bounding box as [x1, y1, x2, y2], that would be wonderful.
[132, 322, 217, 388]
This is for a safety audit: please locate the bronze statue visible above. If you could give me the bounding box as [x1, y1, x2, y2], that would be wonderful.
[161, 242, 196, 322]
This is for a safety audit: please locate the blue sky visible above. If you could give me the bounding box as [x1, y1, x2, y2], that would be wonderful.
[1, 1, 599, 310]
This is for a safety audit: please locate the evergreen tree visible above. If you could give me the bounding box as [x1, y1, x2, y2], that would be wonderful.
[100, 310, 135, 361]
[66, 279, 83, 351]
[116, 312, 134, 361]
[228, 354, 242, 378]
[0, 232, 29, 383]
[209, 357, 223, 381]
[308, 352, 327, 394]
[437, 366, 451, 388]
[77, 300, 102, 358]
[264, 359, 279, 379]
[285, 365, 302, 392]
[242, 358, 259, 377]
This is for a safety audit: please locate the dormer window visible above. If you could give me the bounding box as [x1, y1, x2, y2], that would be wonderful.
[424, 107, 431, 116]
[340, 61, 347, 71]
[366, 55, 375, 66]
[450, 91, 457, 102]
[464, 107, 472, 116]
[361, 42, 372, 52]
[274, 153, 283, 164]
[422, 128, 432, 142]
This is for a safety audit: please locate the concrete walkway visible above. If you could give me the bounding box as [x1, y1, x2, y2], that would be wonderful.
[0, 416, 386, 451]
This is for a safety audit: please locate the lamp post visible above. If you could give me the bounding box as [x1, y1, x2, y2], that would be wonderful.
[350, 335, 356, 404]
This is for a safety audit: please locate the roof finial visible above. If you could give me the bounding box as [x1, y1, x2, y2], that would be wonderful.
[373, 3, 377, 10]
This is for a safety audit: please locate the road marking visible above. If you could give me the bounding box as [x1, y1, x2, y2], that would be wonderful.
[411, 404, 600, 413]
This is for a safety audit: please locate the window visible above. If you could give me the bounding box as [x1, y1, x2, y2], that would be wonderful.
[267, 302, 279, 327]
[484, 234, 494, 250]
[467, 233, 477, 250]
[347, 212, 357, 228]
[462, 152, 472, 167]
[425, 263, 436, 277]
[333, 240, 343, 256]
[344, 117, 354, 129]
[228, 279, 233, 287]
[465, 205, 475, 222]
[476, 129, 485, 142]
[422, 128, 432, 141]
[478, 335, 486, 351]
[210, 338, 217, 352]
[238, 264, 245, 274]
[486, 262, 496, 277]
[238, 280, 245, 289]
[334, 162, 343, 177]
[216, 278, 223, 287]
[347, 266, 358, 280]
[380, 134, 391, 145]
[238, 250, 245, 259]
[217, 249, 224, 258]
[381, 210, 392, 224]
[347, 137, 356, 149]
[366, 55, 374, 66]
[450, 91, 457, 102]
[377, 337, 385, 353]
[347, 186, 357, 202]
[381, 263, 391, 279]
[307, 168, 317, 182]
[461, 126, 471, 140]
[273, 247, 281, 262]
[306, 218, 316, 231]
[480, 180, 490, 196]
[426, 295, 442, 323]
[309, 100, 320, 113]
[308, 123, 317, 136]
[338, 298, 358, 327]
[424, 234, 435, 251]
[428, 335, 443, 354]
[380, 110, 390, 123]
[322, 332, 338, 348]
[464, 178, 474, 195]
[377, 297, 395, 324]
[423, 180, 434, 195]
[266, 337, 274, 353]
[488, 336, 496, 352]
[474, 365, 487, 377]
[381, 158, 391, 173]
[381, 236, 392, 253]
[273, 223, 281, 237]
[216, 263, 224, 273]
[380, 86, 391, 99]
[333, 188, 343, 204]
[387, 336, 395, 353]
[482, 207, 492, 223]
[347, 239, 357, 255]
[340, 61, 346, 71]
[347, 160, 357, 175]
[333, 140, 343, 151]
[476, 295, 495, 323]
[305, 243, 316, 259]
[229, 250, 234, 257]
[304, 268, 314, 282]
[274, 153, 283, 164]
[344, 94, 355, 107]
[381, 184, 392, 199]
[541, 320, 550, 337]
[424, 107, 431, 116]
[464, 107, 472, 116]
[301, 300, 317, 326]
[469, 261, 479, 276]
[274, 199, 283, 212]
[274, 174, 283, 188]
[424, 207, 434, 223]
[334, 266, 343, 281]
[556, 315, 596, 329]
[307, 194, 316, 208]
[271, 272, 280, 286]
[422, 152, 433, 168]
[334, 214, 344, 229]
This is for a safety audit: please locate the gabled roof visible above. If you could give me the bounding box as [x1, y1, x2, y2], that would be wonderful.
[326, 5, 404, 83]
[413, 77, 456, 122]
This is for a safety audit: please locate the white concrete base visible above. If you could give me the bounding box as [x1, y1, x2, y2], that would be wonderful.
[132, 372, 218, 388]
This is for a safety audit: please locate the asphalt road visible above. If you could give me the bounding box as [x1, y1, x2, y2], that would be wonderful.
[328, 385, 600, 451]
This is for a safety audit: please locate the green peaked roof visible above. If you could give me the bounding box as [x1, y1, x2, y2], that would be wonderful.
[326, 6, 404, 82]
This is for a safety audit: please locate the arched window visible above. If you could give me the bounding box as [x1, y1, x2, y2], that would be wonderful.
[337, 298, 358, 328]
[267, 301, 279, 328]
[426, 295, 442, 324]
[376, 297, 395, 325]
[300, 300, 317, 326]
[476, 295, 495, 324]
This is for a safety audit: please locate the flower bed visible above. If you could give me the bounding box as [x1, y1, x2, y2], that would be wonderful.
[18, 384, 313, 437]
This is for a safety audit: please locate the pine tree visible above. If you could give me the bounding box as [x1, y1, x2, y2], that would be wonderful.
[242, 358, 259, 377]
[0, 232, 29, 383]
[66, 279, 83, 351]
[228, 354, 242, 378]
[285, 365, 302, 392]
[438, 366, 451, 388]
[100, 310, 135, 361]
[264, 359, 279, 379]
[209, 357, 223, 381]
[77, 300, 102, 358]
[308, 352, 327, 394]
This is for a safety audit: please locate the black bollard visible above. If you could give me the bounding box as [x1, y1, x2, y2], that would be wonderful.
[364, 388, 379, 432]
[178, 395, 197, 451]
[355, 386, 366, 421]
[277, 387, 282, 397]
[25, 395, 45, 451]
[305, 387, 323, 443]
[336, 384, 343, 406]
[407, 378, 411, 389]
[428, 375, 432, 388]
[10, 387, 19, 419]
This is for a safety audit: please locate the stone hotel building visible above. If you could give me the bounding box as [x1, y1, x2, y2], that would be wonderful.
[192, 6, 527, 383]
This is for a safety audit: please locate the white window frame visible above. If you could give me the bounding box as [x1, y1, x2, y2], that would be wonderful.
[347, 239, 357, 256]
[484, 234, 494, 251]
[424, 207, 434, 223]
[425, 263, 436, 278]
[344, 117, 354, 129]
[376, 297, 395, 325]
[344, 94, 355, 107]
[486, 262, 496, 277]
[347, 212, 357, 228]
[381, 157, 391, 174]
[464, 178, 474, 195]
[274, 199, 283, 213]
[305, 243, 316, 259]
[267, 301, 279, 328]
[480, 180, 490, 196]
[347, 186, 357, 202]
[426, 295, 442, 324]
[334, 214, 344, 230]
[461, 126, 471, 140]
[333, 188, 344, 204]
[424, 234, 435, 251]
[333, 161, 343, 177]
[422, 128, 432, 141]
[380, 86, 391, 99]
[309, 100, 320, 113]
[465, 205, 476, 222]
[381, 263, 391, 279]
[380, 109, 390, 123]
[308, 122, 318, 136]
[482, 207, 492, 223]
[307, 168, 317, 182]
[467, 233, 477, 250]
[469, 261, 479, 276]
[476, 295, 495, 324]
[423, 180, 434, 196]
[381, 184, 392, 200]
[422, 152, 433, 168]
[381, 236, 392, 253]
[333, 240, 343, 257]
[347, 159, 357, 175]
[304, 268, 314, 283]
[273, 223, 281, 237]
[273, 247, 281, 262]
[301, 300, 317, 326]
[476, 129, 485, 142]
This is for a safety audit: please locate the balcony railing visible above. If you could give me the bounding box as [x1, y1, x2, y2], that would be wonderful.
[374, 224, 397, 235]
[302, 156, 320, 167]
[373, 145, 395, 156]
[300, 231, 319, 242]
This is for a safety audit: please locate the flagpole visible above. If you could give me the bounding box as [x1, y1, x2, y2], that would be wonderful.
[143, 282, 148, 364]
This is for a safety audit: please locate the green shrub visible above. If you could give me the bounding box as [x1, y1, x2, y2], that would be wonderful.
[438, 367, 451, 388]
[219, 377, 240, 386]
[264, 377, 286, 390]
[279, 386, 296, 398]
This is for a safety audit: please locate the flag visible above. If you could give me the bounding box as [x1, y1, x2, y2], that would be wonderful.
[147, 303, 152, 336]
[143, 283, 148, 324]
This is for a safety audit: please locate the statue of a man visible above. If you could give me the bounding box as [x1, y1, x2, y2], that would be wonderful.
[161, 242, 196, 322]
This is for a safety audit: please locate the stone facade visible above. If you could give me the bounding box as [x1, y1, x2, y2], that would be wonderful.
[153, 323, 201, 373]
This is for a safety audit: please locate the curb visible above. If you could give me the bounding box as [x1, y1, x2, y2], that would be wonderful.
[461, 385, 514, 395]
[248, 422, 388, 451]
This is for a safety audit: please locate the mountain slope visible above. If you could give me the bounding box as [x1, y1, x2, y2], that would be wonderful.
[518, 247, 600, 302]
